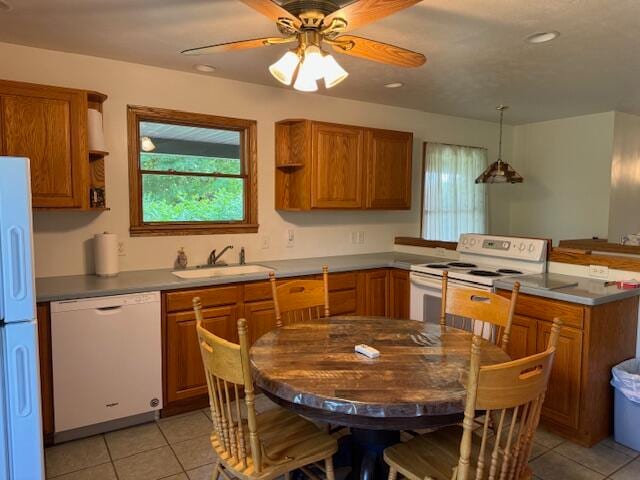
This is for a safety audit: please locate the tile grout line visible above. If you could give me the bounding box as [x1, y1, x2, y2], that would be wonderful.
[549, 442, 635, 478]
[101, 433, 121, 480]
[156, 418, 188, 477]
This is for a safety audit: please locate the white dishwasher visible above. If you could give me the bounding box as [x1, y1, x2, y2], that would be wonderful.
[51, 292, 162, 434]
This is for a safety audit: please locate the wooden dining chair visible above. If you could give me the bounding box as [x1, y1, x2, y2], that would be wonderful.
[270, 266, 330, 327]
[440, 271, 521, 352]
[384, 318, 562, 480]
[193, 297, 338, 480]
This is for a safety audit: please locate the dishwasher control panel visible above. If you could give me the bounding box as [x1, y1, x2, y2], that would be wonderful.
[51, 291, 161, 312]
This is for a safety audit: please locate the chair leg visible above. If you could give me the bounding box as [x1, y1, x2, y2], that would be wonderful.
[325, 457, 335, 480]
[211, 460, 221, 480]
[388, 467, 398, 480]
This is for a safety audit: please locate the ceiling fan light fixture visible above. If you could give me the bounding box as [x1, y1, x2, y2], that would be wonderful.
[269, 50, 300, 86]
[293, 57, 318, 92]
[323, 54, 349, 89]
[303, 45, 326, 80]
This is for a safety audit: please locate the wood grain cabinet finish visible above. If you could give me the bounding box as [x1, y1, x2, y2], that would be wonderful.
[165, 305, 239, 404]
[389, 269, 410, 319]
[0, 81, 88, 208]
[36, 303, 54, 445]
[498, 290, 638, 446]
[311, 122, 364, 208]
[362, 269, 389, 317]
[275, 119, 412, 211]
[365, 129, 412, 209]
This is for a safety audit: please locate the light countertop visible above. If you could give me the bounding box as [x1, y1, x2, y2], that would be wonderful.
[495, 273, 640, 306]
[35, 252, 443, 302]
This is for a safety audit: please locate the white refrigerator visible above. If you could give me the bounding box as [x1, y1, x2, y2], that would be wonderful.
[0, 157, 45, 479]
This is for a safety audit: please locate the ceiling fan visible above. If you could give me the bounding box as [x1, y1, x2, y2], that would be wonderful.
[182, 0, 426, 92]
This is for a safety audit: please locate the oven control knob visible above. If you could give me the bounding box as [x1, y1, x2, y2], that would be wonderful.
[528, 243, 535, 253]
[470, 238, 476, 246]
[461, 237, 468, 245]
[502, 241, 509, 249]
[518, 243, 526, 251]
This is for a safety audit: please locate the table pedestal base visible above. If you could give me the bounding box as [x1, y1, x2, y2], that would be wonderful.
[344, 429, 400, 480]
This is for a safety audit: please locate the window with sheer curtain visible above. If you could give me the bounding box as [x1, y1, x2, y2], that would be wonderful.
[422, 143, 488, 241]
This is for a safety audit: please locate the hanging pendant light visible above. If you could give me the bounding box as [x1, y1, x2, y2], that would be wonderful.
[476, 105, 523, 184]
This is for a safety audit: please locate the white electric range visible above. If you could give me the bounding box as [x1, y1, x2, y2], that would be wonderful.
[409, 234, 548, 322]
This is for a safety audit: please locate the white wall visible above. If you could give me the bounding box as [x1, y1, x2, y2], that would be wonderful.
[508, 112, 615, 242]
[608, 112, 640, 243]
[0, 42, 511, 278]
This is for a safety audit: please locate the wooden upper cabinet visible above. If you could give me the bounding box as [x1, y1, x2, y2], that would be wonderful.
[275, 119, 412, 210]
[0, 81, 88, 208]
[365, 129, 412, 209]
[311, 122, 364, 208]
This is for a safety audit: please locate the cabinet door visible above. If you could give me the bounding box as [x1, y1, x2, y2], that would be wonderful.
[537, 321, 583, 429]
[0, 85, 87, 208]
[389, 269, 410, 319]
[363, 270, 389, 317]
[243, 300, 278, 345]
[166, 305, 238, 403]
[311, 122, 364, 208]
[506, 315, 538, 360]
[330, 289, 358, 316]
[365, 129, 412, 209]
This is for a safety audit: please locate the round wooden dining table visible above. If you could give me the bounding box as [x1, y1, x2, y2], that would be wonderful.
[250, 316, 510, 480]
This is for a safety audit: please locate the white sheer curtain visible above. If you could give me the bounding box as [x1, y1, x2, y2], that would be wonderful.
[422, 143, 488, 241]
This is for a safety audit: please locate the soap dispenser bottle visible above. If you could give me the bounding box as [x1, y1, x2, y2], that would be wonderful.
[175, 247, 188, 269]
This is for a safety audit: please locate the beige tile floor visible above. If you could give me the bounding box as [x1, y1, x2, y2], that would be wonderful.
[45, 395, 640, 480]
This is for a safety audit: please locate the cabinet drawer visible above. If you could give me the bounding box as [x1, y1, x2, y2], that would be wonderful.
[243, 277, 303, 302]
[327, 272, 357, 291]
[330, 289, 357, 315]
[503, 292, 584, 329]
[166, 285, 241, 312]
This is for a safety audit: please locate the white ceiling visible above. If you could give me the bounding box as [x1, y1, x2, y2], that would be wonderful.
[1, 0, 639, 124]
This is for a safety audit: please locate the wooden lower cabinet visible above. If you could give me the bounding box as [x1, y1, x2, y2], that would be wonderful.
[243, 300, 278, 345]
[389, 269, 410, 319]
[537, 321, 583, 430]
[165, 305, 239, 404]
[498, 290, 638, 446]
[362, 269, 389, 316]
[506, 315, 538, 360]
[37, 303, 54, 445]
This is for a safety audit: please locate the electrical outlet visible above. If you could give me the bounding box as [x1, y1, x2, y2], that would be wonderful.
[261, 236, 270, 249]
[589, 264, 609, 279]
[117, 241, 126, 256]
[286, 229, 295, 248]
[357, 231, 365, 244]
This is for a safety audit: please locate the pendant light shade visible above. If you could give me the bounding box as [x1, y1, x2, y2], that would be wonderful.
[140, 136, 156, 152]
[475, 105, 523, 184]
[303, 45, 325, 80]
[269, 51, 300, 86]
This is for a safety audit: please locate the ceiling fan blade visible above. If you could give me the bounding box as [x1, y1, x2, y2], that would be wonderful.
[324, 0, 422, 32]
[238, 0, 301, 28]
[181, 37, 276, 55]
[331, 35, 426, 67]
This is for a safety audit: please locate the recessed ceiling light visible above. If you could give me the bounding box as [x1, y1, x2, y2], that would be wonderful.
[384, 82, 404, 89]
[0, 0, 12, 11]
[194, 64, 216, 73]
[525, 31, 559, 44]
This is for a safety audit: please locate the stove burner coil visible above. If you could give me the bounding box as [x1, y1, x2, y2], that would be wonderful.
[447, 262, 477, 268]
[468, 270, 502, 277]
[496, 269, 523, 274]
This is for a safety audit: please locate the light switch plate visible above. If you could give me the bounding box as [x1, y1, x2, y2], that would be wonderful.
[286, 229, 295, 248]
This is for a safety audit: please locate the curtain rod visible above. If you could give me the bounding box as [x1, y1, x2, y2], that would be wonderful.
[423, 141, 488, 151]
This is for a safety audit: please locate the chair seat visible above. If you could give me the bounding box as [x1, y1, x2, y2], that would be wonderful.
[213, 406, 338, 480]
[384, 425, 532, 480]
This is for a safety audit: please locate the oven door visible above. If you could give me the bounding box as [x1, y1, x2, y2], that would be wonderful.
[409, 272, 494, 336]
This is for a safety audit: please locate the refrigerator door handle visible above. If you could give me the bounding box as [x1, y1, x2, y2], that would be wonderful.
[8, 226, 27, 301]
[10, 344, 33, 417]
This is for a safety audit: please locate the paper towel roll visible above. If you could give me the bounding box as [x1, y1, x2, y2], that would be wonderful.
[88, 109, 107, 152]
[94, 233, 119, 277]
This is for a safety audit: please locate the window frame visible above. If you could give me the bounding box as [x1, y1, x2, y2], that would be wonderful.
[127, 105, 258, 236]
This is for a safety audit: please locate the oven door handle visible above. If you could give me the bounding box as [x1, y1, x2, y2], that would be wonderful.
[410, 274, 442, 291]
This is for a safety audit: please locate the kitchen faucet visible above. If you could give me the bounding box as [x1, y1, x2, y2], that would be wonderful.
[208, 245, 234, 265]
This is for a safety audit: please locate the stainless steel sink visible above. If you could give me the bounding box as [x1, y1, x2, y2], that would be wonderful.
[172, 264, 273, 279]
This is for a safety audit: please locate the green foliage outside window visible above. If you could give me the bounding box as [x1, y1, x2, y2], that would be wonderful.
[140, 153, 244, 223]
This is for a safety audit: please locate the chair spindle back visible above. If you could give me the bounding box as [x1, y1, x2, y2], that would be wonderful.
[193, 297, 263, 474]
[455, 318, 562, 480]
[270, 265, 330, 327]
[440, 270, 520, 351]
